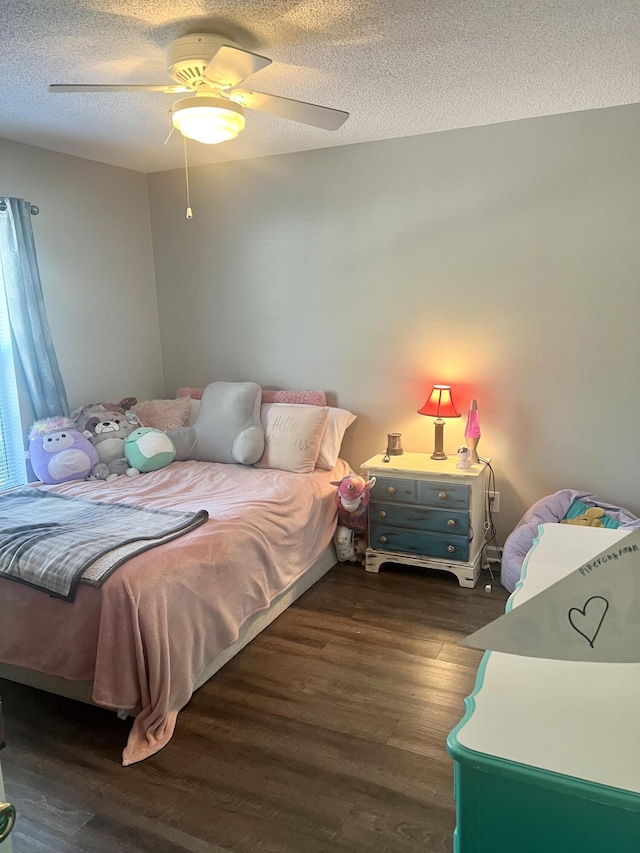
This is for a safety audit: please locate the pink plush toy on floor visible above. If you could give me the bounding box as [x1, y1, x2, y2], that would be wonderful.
[330, 474, 376, 563]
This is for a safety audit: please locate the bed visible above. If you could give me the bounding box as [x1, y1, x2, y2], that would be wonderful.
[0, 456, 349, 765]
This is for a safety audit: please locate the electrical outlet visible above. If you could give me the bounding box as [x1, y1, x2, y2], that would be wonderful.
[488, 491, 500, 512]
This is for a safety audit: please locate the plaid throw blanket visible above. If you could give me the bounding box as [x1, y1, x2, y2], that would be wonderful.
[0, 488, 208, 601]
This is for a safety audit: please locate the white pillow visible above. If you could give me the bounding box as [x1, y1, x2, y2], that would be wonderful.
[187, 398, 200, 426]
[315, 407, 357, 470]
[255, 404, 329, 473]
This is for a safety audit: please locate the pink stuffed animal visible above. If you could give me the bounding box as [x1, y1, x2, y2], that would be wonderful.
[330, 474, 376, 562]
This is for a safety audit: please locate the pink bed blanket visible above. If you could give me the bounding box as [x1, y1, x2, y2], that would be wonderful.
[0, 459, 348, 764]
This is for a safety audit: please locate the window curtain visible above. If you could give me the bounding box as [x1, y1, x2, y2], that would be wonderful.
[0, 258, 27, 488]
[0, 198, 69, 420]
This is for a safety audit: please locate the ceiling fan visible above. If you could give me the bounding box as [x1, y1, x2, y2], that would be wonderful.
[49, 33, 349, 145]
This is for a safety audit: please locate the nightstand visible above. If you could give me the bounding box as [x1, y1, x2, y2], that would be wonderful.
[360, 452, 490, 588]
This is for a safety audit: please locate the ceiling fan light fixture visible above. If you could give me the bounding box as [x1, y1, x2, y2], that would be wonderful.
[171, 95, 245, 144]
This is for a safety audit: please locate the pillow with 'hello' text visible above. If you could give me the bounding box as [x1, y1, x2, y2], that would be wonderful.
[255, 404, 329, 473]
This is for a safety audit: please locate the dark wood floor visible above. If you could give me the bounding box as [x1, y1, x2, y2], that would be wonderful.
[0, 563, 507, 853]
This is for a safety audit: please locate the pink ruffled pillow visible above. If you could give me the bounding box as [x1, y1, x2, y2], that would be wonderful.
[177, 386, 205, 400]
[132, 397, 192, 430]
[261, 390, 327, 405]
[177, 387, 327, 406]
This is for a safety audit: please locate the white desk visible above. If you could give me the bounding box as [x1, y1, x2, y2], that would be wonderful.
[0, 698, 14, 851]
[447, 523, 640, 852]
[0, 760, 13, 852]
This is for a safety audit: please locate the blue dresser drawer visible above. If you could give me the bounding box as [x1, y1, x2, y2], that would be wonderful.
[370, 502, 469, 537]
[368, 524, 469, 562]
[370, 477, 417, 503]
[417, 480, 469, 509]
[371, 477, 470, 510]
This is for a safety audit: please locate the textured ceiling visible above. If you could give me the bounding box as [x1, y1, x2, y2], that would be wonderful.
[1, 0, 640, 174]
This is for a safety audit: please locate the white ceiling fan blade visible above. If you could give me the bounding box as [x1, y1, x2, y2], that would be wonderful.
[203, 45, 271, 89]
[49, 84, 191, 94]
[229, 89, 349, 130]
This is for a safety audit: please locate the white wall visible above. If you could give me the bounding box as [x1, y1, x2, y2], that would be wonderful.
[148, 103, 640, 542]
[0, 138, 163, 414]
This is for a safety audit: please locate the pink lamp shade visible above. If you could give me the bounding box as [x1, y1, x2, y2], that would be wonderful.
[418, 385, 461, 419]
[418, 384, 461, 460]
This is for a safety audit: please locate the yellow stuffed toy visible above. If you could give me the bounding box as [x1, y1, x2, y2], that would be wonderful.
[560, 506, 606, 527]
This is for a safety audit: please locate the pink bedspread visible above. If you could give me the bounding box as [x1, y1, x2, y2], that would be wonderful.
[0, 459, 348, 764]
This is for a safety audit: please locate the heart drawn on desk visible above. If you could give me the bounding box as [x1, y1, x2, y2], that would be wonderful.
[568, 595, 609, 648]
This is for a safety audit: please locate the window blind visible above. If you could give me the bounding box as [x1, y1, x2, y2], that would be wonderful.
[0, 261, 27, 490]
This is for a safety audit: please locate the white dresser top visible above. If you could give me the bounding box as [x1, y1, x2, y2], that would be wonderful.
[453, 523, 640, 792]
[361, 452, 488, 480]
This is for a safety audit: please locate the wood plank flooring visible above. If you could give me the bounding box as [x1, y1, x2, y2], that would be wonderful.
[0, 563, 508, 853]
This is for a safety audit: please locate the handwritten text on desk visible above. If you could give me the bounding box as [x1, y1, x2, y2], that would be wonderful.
[579, 542, 639, 575]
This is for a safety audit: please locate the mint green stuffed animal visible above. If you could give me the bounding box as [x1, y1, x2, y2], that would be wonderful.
[124, 427, 176, 473]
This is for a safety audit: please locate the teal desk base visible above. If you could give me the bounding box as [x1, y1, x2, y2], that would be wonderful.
[448, 733, 640, 853]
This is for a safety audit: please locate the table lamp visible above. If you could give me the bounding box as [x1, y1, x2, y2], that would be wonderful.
[418, 384, 461, 460]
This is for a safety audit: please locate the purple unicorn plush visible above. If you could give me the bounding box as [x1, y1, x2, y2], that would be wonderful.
[330, 474, 376, 562]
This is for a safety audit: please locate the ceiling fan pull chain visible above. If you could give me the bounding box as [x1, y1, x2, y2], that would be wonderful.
[184, 135, 193, 219]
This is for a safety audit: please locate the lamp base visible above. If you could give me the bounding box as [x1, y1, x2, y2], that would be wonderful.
[431, 419, 448, 461]
[466, 436, 480, 464]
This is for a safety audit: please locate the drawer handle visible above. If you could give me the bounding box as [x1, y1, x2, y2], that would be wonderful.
[379, 536, 388, 544]
[447, 545, 456, 553]
[447, 519, 456, 527]
[387, 486, 396, 495]
[378, 510, 386, 518]
[0, 802, 16, 842]
[438, 491, 447, 500]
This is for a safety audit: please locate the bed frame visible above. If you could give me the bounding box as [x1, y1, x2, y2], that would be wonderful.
[0, 542, 337, 712]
